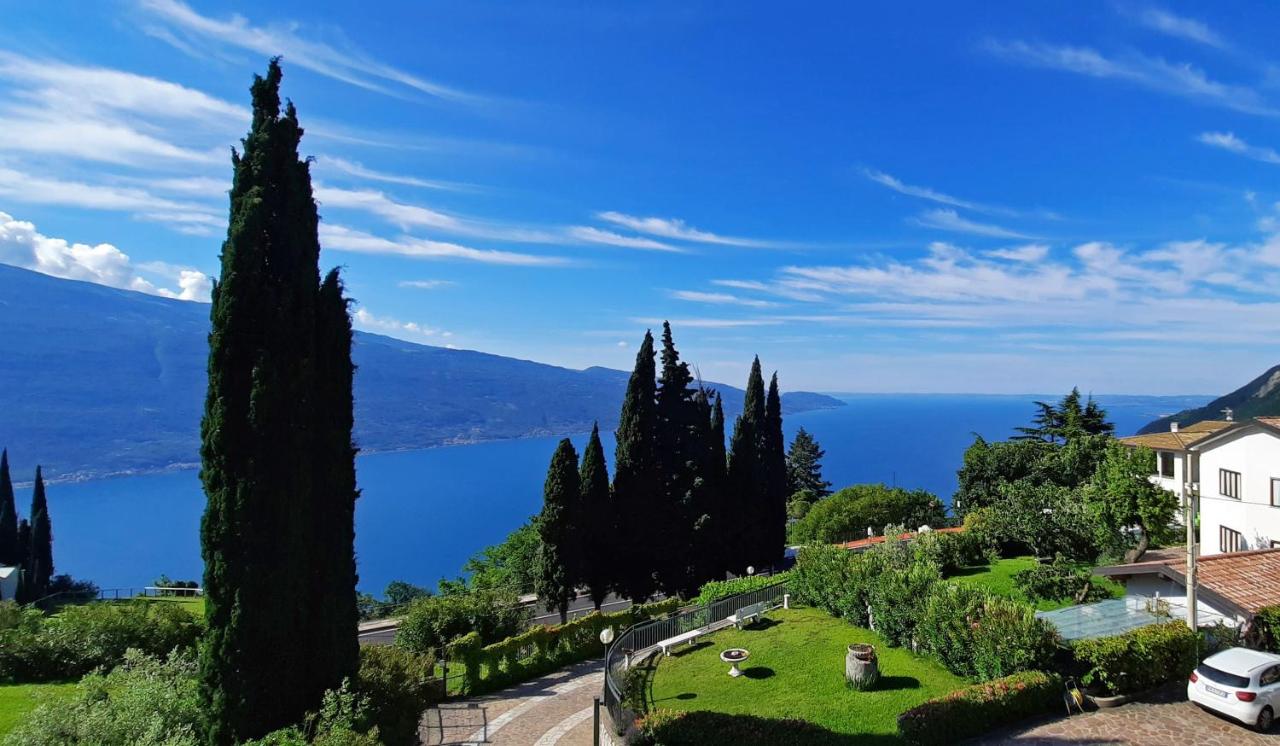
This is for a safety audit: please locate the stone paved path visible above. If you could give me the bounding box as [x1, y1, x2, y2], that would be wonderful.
[978, 685, 1280, 745]
[420, 659, 602, 746]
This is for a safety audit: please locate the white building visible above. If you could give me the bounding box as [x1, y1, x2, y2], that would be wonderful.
[1095, 548, 1280, 627]
[0, 566, 18, 601]
[1123, 416, 1280, 556]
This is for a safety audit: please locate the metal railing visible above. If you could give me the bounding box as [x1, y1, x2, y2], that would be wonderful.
[601, 580, 788, 735]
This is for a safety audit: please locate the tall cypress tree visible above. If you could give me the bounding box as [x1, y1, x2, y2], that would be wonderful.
[26, 466, 52, 599]
[200, 60, 357, 744]
[762, 373, 787, 567]
[726, 357, 766, 574]
[578, 423, 612, 610]
[14, 519, 30, 603]
[612, 331, 660, 602]
[0, 450, 17, 567]
[707, 393, 729, 578]
[537, 439, 579, 624]
[687, 388, 723, 588]
[655, 322, 699, 596]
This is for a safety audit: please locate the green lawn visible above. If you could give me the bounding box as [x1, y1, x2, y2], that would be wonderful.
[136, 595, 205, 615]
[0, 682, 75, 737]
[644, 606, 964, 742]
[951, 556, 1124, 611]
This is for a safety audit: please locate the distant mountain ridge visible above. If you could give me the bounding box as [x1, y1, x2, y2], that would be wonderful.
[0, 264, 844, 481]
[1137, 364, 1280, 434]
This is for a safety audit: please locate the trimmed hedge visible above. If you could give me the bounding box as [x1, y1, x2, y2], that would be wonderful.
[447, 597, 679, 694]
[1073, 620, 1197, 695]
[636, 709, 864, 746]
[693, 572, 790, 607]
[897, 670, 1061, 745]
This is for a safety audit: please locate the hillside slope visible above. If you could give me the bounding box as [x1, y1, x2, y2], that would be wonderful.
[1137, 364, 1280, 434]
[0, 264, 843, 480]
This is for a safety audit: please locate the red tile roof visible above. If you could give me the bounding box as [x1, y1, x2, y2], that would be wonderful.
[839, 526, 963, 551]
[1098, 548, 1280, 617]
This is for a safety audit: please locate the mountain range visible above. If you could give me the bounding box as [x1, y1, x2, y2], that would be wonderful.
[1138, 364, 1280, 434]
[0, 264, 843, 481]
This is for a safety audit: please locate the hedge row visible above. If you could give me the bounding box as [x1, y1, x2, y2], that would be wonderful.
[897, 670, 1062, 745]
[693, 572, 791, 607]
[790, 543, 1058, 680]
[635, 709, 860, 746]
[1072, 620, 1197, 696]
[447, 597, 680, 694]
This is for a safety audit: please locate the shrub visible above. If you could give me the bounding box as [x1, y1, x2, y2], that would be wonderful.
[636, 709, 860, 746]
[4, 649, 202, 746]
[868, 562, 939, 647]
[1248, 605, 1280, 652]
[912, 530, 987, 575]
[396, 587, 526, 654]
[897, 670, 1061, 745]
[788, 483, 947, 545]
[1073, 620, 1197, 695]
[0, 601, 204, 683]
[245, 681, 381, 746]
[357, 646, 442, 745]
[1013, 556, 1111, 603]
[693, 571, 790, 606]
[916, 583, 1058, 680]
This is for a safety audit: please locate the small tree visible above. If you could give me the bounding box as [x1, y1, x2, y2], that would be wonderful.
[786, 427, 831, 498]
[26, 466, 53, 599]
[1085, 443, 1178, 563]
[0, 450, 17, 567]
[536, 439, 580, 623]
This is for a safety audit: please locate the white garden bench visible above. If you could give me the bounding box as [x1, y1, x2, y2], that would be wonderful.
[657, 628, 705, 656]
[728, 601, 767, 629]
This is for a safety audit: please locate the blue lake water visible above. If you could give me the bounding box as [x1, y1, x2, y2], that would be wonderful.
[14, 394, 1203, 594]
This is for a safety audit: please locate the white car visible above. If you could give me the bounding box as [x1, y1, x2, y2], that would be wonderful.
[1188, 647, 1280, 731]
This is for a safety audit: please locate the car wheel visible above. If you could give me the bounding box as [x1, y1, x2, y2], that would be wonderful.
[1257, 706, 1274, 733]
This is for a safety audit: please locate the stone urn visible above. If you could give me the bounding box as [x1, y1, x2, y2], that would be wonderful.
[846, 643, 879, 691]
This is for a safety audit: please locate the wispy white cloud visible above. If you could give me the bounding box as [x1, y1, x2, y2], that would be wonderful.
[398, 279, 456, 289]
[912, 208, 1036, 239]
[315, 185, 560, 244]
[0, 167, 222, 235]
[0, 211, 210, 300]
[319, 223, 568, 266]
[670, 290, 780, 308]
[864, 169, 1011, 216]
[985, 243, 1050, 262]
[596, 211, 772, 248]
[1197, 131, 1280, 165]
[566, 226, 684, 252]
[353, 307, 450, 341]
[139, 0, 478, 102]
[1133, 7, 1225, 49]
[984, 40, 1279, 117]
[630, 317, 781, 329]
[317, 156, 472, 191]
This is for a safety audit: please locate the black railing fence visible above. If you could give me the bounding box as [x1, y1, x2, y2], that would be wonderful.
[601, 580, 788, 735]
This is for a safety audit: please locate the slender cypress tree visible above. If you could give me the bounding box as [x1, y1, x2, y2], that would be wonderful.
[655, 322, 700, 596]
[0, 450, 17, 567]
[200, 60, 357, 743]
[687, 388, 722, 588]
[762, 373, 788, 566]
[26, 466, 52, 599]
[707, 393, 729, 578]
[726, 357, 766, 574]
[612, 331, 660, 602]
[537, 439, 580, 624]
[578, 423, 612, 610]
[14, 519, 30, 603]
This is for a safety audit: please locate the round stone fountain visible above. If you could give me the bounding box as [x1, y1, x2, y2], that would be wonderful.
[721, 648, 750, 677]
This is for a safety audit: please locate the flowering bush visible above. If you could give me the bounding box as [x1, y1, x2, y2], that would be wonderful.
[897, 670, 1061, 745]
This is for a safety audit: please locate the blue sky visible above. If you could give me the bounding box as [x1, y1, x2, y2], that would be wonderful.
[3, 1, 1280, 395]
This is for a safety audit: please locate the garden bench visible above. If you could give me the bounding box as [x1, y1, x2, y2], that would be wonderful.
[729, 601, 767, 629]
[657, 628, 705, 656]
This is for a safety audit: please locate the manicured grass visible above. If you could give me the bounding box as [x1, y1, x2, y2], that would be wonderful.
[131, 595, 205, 616]
[951, 556, 1124, 611]
[644, 606, 965, 740]
[0, 682, 75, 737]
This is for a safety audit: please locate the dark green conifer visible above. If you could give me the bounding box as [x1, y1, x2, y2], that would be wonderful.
[537, 439, 580, 624]
[707, 393, 729, 578]
[26, 466, 52, 599]
[726, 357, 766, 573]
[612, 331, 660, 602]
[762, 373, 787, 565]
[578, 423, 612, 610]
[0, 450, 17, 567]
[199, 59, 357, 744]
[786, 427, 831, 498]
[13, 519, 30, 604]
[655, 322, 700, 596]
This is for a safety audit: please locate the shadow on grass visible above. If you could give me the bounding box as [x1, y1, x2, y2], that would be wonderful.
[872, 675, 919, 691]
[948, 565, 987, 578]
[638, 711, 905, 746]
[743, 617, 783, 631]
[742, 666, 775, 680]
[669, 640, 714, 656]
